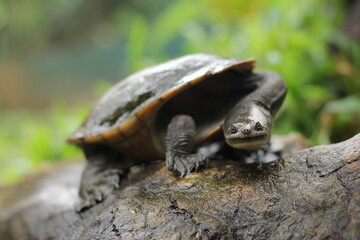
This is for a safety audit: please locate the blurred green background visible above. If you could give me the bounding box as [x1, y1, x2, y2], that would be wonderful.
[0, 0, 359, 184]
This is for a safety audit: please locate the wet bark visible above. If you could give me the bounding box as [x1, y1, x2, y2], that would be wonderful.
[0, 133, 359, 240]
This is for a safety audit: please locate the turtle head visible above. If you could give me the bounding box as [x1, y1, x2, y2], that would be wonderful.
[223, 102, 272, 149]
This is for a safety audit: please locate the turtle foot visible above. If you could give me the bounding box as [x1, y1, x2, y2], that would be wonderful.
[167, 153, 208, 177]
[76, 168, 123, 212]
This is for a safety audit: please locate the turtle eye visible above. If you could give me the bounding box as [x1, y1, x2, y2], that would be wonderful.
[255, 122, 263, 131]
[230, 125, 237, 134]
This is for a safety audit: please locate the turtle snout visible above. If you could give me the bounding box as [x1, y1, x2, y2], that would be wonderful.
[241, 127, 251, 134]
[228, 123, 251, 135]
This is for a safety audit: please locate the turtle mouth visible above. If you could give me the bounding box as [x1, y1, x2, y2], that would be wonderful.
[227, 134, 267, 143]
[225, 134, 269, 149]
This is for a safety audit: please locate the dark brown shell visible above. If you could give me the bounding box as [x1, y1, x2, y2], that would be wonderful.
[68, 54, 255, 161]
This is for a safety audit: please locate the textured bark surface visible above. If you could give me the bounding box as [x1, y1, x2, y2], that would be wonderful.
[0, 133, 359, 240]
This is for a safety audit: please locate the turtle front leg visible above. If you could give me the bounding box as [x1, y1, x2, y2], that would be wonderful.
[165, 115, 209, 177]
[76, 145, 125, 212]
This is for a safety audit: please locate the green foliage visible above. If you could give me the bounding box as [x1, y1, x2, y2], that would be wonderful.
[0, 104, 88, 183]
[313, 95, 360, 144]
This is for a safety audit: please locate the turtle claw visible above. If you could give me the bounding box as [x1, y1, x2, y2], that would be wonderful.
[167, 153, 208, 177]
[76, 168, 123, 212]
[76, 187, 102, 212]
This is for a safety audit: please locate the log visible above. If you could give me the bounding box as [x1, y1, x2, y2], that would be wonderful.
[0, 133, 359, 240]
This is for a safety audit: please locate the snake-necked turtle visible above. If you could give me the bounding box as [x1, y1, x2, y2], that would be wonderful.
[68, 53, 287, 211]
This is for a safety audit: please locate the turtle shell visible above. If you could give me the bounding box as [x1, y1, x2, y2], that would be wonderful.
[68, 54, 256, 161]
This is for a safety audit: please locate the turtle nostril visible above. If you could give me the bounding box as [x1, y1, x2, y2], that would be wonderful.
[241, 128, 251, 134]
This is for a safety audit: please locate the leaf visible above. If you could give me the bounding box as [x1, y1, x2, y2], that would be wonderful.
[323, 96, 360, 114]
[150, 0, 200, 58]
[127, 15, 149, 72]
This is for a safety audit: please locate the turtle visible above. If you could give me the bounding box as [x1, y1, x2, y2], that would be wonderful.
[67, 53, 287, 211]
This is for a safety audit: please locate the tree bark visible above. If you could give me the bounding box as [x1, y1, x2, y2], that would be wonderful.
[0, 133, 359, 240]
